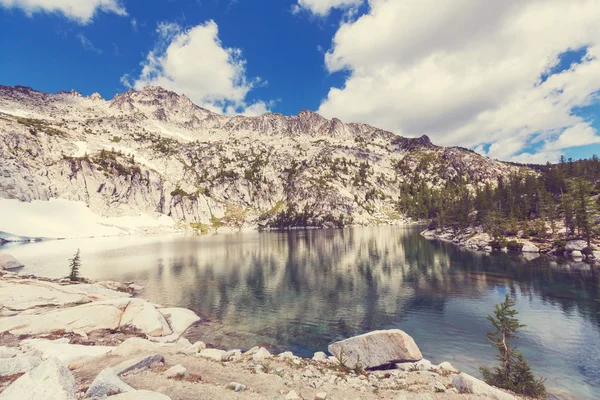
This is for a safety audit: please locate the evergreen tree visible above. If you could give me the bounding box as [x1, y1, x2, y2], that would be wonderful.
[568, 177, 598, 247]
[480, 295, 546, 398]
[68, 249, 82, 282]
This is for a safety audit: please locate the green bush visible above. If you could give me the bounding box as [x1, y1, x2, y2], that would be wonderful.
[506, 240, 524, 252]
[489, 238, 507, 251]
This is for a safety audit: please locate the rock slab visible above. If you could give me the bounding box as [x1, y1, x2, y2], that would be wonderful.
[328, 329, 422, 369]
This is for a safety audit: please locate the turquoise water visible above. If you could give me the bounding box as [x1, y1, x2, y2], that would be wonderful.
[3, 226, 599, 399]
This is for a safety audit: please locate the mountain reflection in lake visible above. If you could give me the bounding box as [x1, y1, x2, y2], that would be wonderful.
[3, 226, 599, 399]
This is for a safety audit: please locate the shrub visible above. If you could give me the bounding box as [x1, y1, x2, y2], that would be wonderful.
[506, 240, 524, 252]
[489, 238, 506, 251]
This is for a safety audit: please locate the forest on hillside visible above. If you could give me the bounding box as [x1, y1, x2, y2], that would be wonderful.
[400, 156, 600, 248]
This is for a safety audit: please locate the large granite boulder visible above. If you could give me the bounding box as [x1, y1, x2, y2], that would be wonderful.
[520, 240, 539, 253]
[328, 329, 422, 369]
[0, 253, 23, 270]
[0, 358, 76, 400]
[565, 240, 588, 251]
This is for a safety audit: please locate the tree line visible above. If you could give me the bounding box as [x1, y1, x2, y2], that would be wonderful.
[399, 156, 600, 245]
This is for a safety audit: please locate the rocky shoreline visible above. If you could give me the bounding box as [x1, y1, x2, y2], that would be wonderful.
[0, 266, 526, 400]
[421, 227, 600, 265]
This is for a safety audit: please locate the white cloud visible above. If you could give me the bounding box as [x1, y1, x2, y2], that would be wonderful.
[125, 20, 269, 116]
[0, 0, 126, 23]
[294, 0, 363, 16]
[77, 33, 102, 54]
[318, 0, 600, 162]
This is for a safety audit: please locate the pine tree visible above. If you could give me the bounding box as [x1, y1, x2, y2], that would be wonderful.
[68, 249, 82, 282]
[568, 177, 598, 247]
[480, 295, 546, 399]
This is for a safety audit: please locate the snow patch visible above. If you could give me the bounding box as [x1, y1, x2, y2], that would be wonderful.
[0, 198, 175, 239]
[73, 141, 88, 157]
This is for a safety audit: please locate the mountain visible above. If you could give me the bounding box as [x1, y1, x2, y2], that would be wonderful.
[0, 85, 521, 237]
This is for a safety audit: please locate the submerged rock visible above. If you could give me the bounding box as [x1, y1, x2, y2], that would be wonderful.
[328, 329, 422, 369]
[0, 254, 24, 270]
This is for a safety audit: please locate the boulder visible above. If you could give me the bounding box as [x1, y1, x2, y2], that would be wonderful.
[226, 382, 247, 392]
[252, 347, 272, 361]
[0, 356, 42, 377]
[243, 346, 259, 356]
[224, 349, 242, 362]
[164, 364, 188, 379]
[571, 250, 583, 259]
[279, 351, 295, 360]
[328, 329, 422, 369]
[312, 352, 328, 362]
[199, 348, 228, 362]
[0, 358, 76, 400]
[315, 392, 328, 400]
[177, 338, 192, 348]
[464, 233, 492, 250]
[520, 240, 539, 253]
[186, 341, 206, 354]
[112, 353, 164, 376]
[0, 254, 24, 270]
[566, 240, 588, 251]
[102, 390, 171, 400]
[120, 299, 172, 337]
[452, 373, 517, 400]
[436, 361, 458, 373]
[85, 368, 133, 398]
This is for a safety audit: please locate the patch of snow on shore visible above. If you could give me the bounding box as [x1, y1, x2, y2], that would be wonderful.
[0, 198, 175, 239]
[73, 141, 88, 157]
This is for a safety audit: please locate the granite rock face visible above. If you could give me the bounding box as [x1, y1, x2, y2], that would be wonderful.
[0, 85, 523, 236]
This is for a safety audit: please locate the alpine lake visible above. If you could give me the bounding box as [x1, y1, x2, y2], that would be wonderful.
[2, 226, 599, 399]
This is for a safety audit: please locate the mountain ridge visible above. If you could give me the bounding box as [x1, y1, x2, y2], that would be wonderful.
[0, 84, 522, 237]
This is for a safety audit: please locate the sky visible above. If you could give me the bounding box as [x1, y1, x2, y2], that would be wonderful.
[1, 0, 600, 163]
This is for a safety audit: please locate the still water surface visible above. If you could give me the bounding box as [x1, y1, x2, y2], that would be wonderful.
[2, 226, 599, 399]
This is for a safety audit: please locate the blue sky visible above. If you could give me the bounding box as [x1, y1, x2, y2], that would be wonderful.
[1, 0, 600, 163]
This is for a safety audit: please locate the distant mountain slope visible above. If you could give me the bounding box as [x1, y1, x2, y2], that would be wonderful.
[0, 85, 522, 236]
